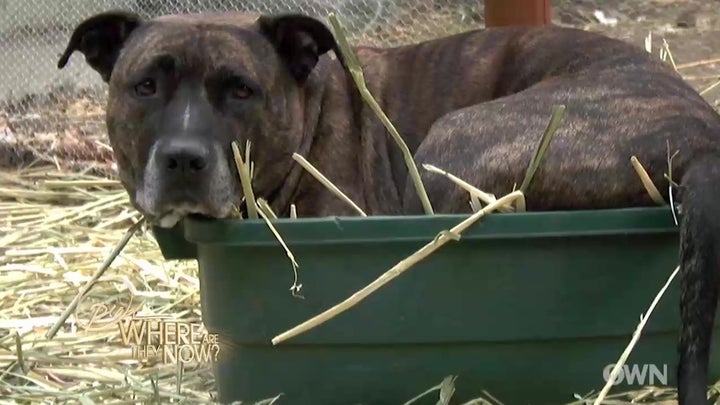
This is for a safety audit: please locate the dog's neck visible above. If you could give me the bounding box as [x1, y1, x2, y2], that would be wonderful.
[270, 29, 521, 217]
[264, 53, 363, 217]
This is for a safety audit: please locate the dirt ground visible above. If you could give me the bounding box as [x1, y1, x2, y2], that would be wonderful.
[554, 0, 720, 100]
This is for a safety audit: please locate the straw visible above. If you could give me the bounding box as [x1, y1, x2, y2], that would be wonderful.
[660, 38, 677, 71]
[591, 266, 680, 405]
[271, 190, 524, 345]
[700, 79, 720, 96]
[46, 217, 146, 340]
[676, 57, 720, 70]
[403, 375, 457, 405]
[666, 141, 680, 226]
[256, 199, 303, 298]
[231, 140, 258, 220]
[630, 156, 667, 205]
[328, 13, 434, 215]
[422, 163, 513, 213]
[519, 105, 566, 195]
[292, 153, 367, 216]
[0, 167, 217, 403]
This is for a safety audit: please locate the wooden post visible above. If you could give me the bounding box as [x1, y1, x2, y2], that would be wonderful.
[484, 0, 552, 27]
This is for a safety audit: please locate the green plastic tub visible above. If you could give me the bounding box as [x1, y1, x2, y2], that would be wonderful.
[153, 206, 720, 404]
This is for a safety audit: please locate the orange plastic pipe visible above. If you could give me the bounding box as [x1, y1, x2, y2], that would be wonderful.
[484, 0, 552, 27]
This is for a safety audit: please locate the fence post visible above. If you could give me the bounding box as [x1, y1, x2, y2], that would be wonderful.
[484, 0, 552, 27]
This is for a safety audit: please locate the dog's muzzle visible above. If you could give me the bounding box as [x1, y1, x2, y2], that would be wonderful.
[136, 137, 236, 227]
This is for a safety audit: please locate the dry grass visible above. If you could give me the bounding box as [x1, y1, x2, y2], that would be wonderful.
[329, 13, 434, 215]
[0, 166, 217, 404]
[403, 374, 692, 405]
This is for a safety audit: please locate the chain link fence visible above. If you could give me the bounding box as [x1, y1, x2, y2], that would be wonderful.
[0, 0, 484, 172]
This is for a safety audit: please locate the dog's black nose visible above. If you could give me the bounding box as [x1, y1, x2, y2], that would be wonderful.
[157, 138, 210, 175]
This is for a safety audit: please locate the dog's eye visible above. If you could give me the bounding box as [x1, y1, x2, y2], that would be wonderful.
[134, 79, 157, 97]
[228, 83, 253, 100]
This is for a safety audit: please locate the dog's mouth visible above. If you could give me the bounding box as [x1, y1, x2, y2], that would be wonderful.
[152, 203, 234, 228]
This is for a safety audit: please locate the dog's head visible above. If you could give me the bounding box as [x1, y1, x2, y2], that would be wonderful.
[58, 10, 340, 227]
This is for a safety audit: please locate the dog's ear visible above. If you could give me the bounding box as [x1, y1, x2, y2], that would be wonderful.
[58, 10, 143, 82]
[258, 13, 342, 83]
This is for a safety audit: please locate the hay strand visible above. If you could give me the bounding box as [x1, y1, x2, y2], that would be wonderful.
[271, 190, 524, 345]
[257, 198, 278, 220]
[292, 153, 367, 216]
[469, 195, 482, 213]
[666, 141, 680, 226]
[231, 141, 258, 220]
[46, 217, 145, 340]
[328, 13, 434, 215]
[256, 200, 303, 298]
[592, 266, 680, 405]
[660, 38, 678, 71]
[676, 56, 720, 70]
[630, 156, 667, 205]
[519, 104, 566, 194]
[422, 163, 513, 213]
[402, 375, 457, 405]
[700, 79, 720, 96]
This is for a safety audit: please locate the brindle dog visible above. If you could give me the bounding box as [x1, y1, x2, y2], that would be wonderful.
[57, 10, 720, 404]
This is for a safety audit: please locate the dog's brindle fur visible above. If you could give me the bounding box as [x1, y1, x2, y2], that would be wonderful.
[58, 10, 720, 404]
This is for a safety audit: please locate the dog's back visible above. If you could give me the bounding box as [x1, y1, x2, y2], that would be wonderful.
[369, 27, 720, 404]
[340, 25, 720, 213]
